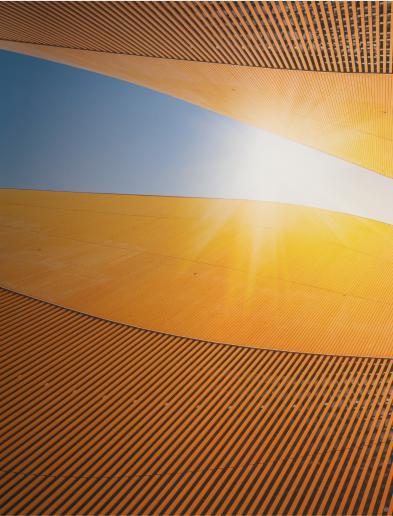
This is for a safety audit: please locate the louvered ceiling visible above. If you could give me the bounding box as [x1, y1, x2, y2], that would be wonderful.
[2, 286, 393, 515]
[0, 1, 392, 74]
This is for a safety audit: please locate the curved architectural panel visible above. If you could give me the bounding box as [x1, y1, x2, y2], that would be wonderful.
[3, 4, 393, 513]
[3, 188, 393, 357]
[1, 2, 393, 177]
[1, 43, 393, 178]
[2, 287, 393, 516]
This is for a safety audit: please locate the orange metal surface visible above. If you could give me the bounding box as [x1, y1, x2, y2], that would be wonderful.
[2, 286, 393, 515]
[2, 188, 393, 357]
[1, 2, 393, 178]
[1, 38, 393, 179]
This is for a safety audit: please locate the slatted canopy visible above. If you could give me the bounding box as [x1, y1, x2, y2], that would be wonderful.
[2, 287, 393, 516]
[1, 1, 392, 73]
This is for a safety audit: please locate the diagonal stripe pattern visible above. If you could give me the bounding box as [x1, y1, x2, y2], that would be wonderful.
[2, 287, 393, 515]
[0, 1, 392, 74]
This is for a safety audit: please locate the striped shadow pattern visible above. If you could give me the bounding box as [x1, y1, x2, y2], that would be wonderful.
[0, 1, 392, 73]
[1, 286, 393, 515]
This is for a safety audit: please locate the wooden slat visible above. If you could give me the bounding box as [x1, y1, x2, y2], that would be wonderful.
[360, 0, 369, 73]
[343, 1, 356, 72]
[2, 287, 393, 514]
[383, 0, 388, 74]
[277, 1, 305, 70]
[368, 0, 375, 73]
[259, 2, 293, 69]
[225, 1, 260, 67]
[296, 1, 320, 70]
[232, 2, 269, 68]
[318, 0, 338, 72]
[351, 0, 363, 73]
[0, 1, 391, 73]
[247, 1, 285, 68]
[310, 1, 332, 71]
[376, 1, 381, 74]
[197, 2, 240, 66]
[335, 0, 350, 71]
[287, 1, 312, 69]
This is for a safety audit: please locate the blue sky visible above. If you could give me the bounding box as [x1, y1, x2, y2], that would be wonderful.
[2, 48, 393, 225]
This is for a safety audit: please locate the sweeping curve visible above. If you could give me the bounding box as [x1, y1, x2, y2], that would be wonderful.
[1, 1, 393, 178]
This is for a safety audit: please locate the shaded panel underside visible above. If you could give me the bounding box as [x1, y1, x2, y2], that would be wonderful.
[1, 40, 393, 178]
[2, 189, 393, 357]
[1, 287, 393, 515]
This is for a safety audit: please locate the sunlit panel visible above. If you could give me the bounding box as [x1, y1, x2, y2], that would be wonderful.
[2, 188, 393, 357]
[2, 3, 393, 515]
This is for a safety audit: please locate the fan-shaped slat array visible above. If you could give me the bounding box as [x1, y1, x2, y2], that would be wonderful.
[0, 1, 392, 73]
[2, 287, 393, 515]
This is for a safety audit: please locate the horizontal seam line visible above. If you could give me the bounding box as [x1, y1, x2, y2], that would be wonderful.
[1, 38, 392, 76]
[2, 223, 393, 310]
[4, 201, 393, 265]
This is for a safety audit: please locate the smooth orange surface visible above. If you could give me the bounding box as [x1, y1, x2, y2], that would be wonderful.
[2, 188, 393, 357]
[1, 40, 393, 178]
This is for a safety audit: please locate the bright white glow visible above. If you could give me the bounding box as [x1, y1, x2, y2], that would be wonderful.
[2, 45, 393, 227]
[181, 113, 393, 226]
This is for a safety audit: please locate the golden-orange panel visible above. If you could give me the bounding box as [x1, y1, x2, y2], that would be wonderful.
[2, 188, 393, 357]
[1, 40, 393, 178]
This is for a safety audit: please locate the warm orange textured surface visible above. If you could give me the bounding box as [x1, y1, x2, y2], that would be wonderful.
[0, 1, 391, 73]
[2, 188, 393, 357]
[1, 39, 393, 179]
[3, 4, 393, 514]
[2, 287, 393, 515]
